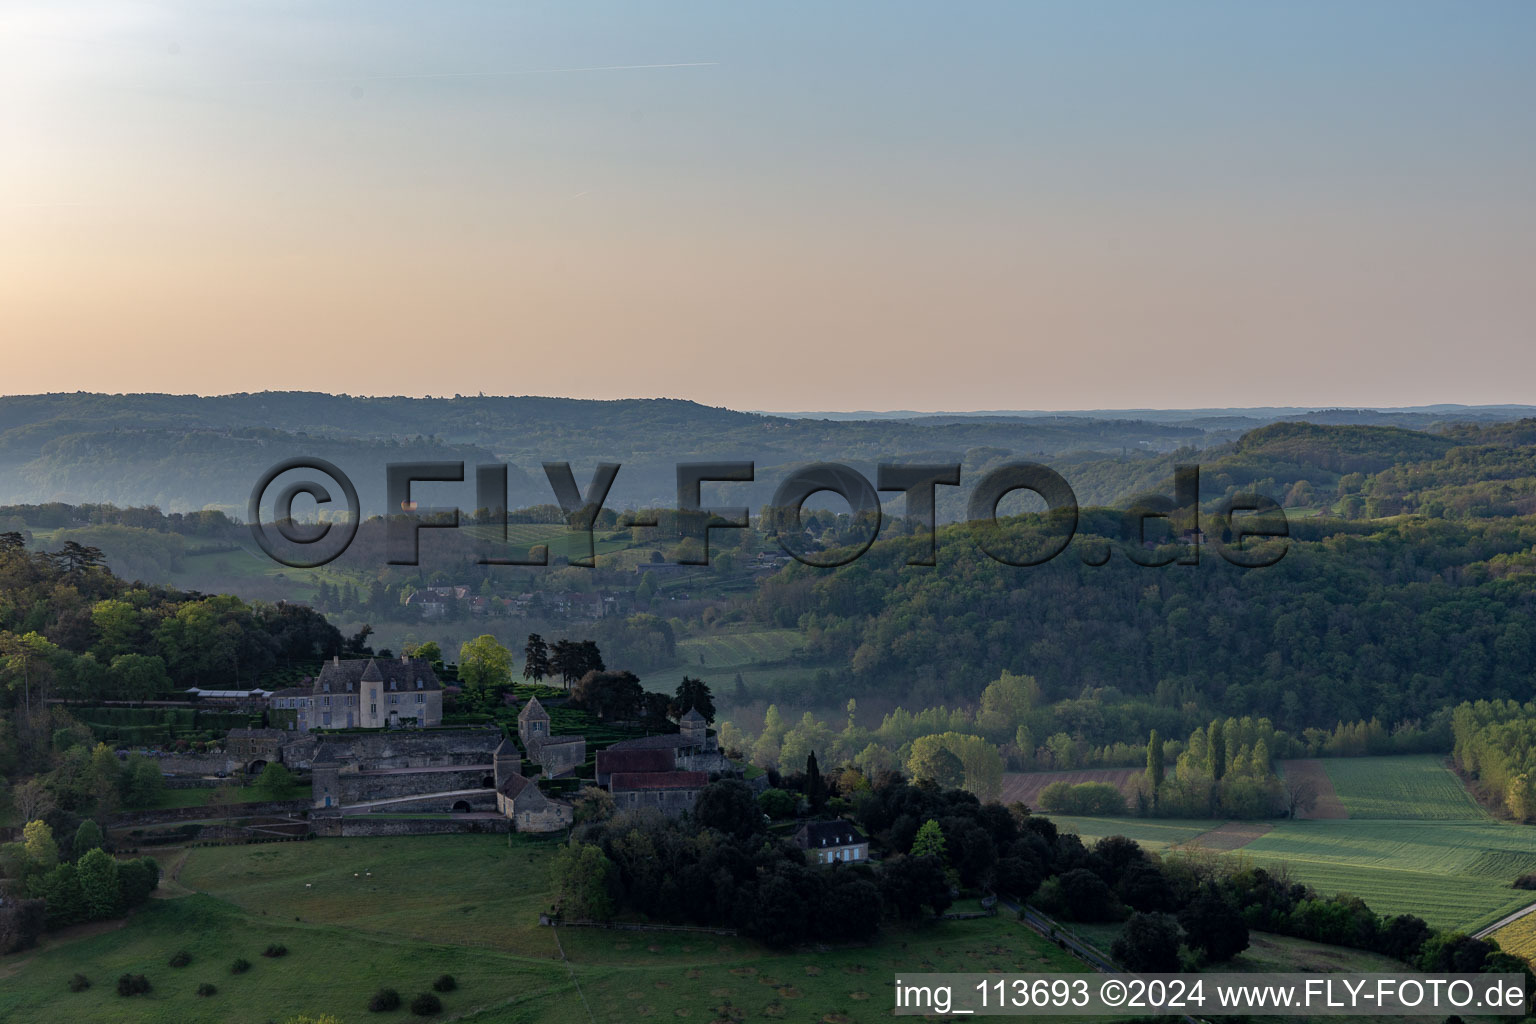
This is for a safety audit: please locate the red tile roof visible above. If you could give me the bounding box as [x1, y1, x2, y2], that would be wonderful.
[596, 748, 676, 776]
[610, 771, 708, 792]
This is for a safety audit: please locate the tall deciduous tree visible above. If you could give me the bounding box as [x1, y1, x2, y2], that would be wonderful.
[905, 735, 967, 791]
[1208, 718, 1227, 782]
[1146, 729, 1165, 810]
[522, 634, 550, 683]
[458, 635, 512, 695]
[911, 818, 946, 860]
[22, 820, 59, 871]
[73, 819, 106, 859]
[552, 843, 615, 922]
[1, 631, 59, 715]
[76, 847, 120, 921]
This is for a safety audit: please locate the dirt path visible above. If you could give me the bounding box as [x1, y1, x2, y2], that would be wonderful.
[150, 846, 195, 898]
[1180, 821, 1274, 850]
[1474, 899, 1536, 940]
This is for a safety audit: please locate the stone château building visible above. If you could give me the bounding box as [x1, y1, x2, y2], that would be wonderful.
[269, 655, 443, 731]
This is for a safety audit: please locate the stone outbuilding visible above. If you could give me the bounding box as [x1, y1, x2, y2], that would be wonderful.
[496, 773, 573, 832]
[609, 770, 708, 817]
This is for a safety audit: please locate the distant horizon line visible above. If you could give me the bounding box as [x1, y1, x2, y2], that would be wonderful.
[1, 390, 1533, 420]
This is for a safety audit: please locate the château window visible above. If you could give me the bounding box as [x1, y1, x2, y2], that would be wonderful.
[370, 703, 377, 714]
[416, 694, 424, 704]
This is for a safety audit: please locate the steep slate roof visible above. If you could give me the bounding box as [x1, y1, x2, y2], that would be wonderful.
[313, 656, 441, 695]
[603, 733, 696, 752]
[610, 771, 708, 792]
[679, 708, 707, 726]
[596, 748, 675, 776]
[519, 696, 550, 722]
[792, 820, 868, 849]
[498, 773, 549, 808]
[530, 734, 583, 748]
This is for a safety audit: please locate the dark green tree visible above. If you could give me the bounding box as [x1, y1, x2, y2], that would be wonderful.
[805, 750, 827, 811]
[76, 848, 120, 921]
[693, 779, 762, 840]
[1179, 887, 1249, 963]
[1112, 912, 1182, 972]
[522, 633, 550, 682]
[72, 819, 105, 859]
[1208, 718, 1227, 781]
[670, 676, 716, 723]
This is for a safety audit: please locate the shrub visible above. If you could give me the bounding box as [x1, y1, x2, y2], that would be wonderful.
[196, 982, 218, 997]
[1038, 780, 1128, 816]
[410, 992, 443, 1015]
[67, 973, 90, 992]
[1514, 873, 1536, 890]
[116, 973, 151, 996]
[230, 958, 251, 974]
[169, 950, 192, 968]
[368, 988, 402, 1012]
[263, 943, 288, 957]
[432, 974, 457, 993]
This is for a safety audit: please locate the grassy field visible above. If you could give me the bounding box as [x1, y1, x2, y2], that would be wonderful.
[1241, 820, 1536, 930]
[148, 785, 311, 810]
[1043, 757, 1536, 933]
[1039, 816, 1216, 849]
[1052, 813, 1536, 933]
[1320, 755, 1487, 820]
[0, 834, 1089, 1023]
[656, 627, 830, 706]
[674, 628, 806, 670]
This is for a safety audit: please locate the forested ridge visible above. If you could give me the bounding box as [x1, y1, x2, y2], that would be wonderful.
[749, 514, 1536, 728]
[5, 392, 1532, 517]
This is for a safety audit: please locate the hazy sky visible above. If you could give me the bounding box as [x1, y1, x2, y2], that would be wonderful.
[3, 2, 1533, 411]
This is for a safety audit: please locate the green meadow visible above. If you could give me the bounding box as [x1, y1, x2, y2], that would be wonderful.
[1047, 756, 1536, 933]
[0, 834, 1087, 1024]
[1319, 755, 1487, 820]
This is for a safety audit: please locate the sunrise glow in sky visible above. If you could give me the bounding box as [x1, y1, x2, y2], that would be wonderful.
[3, 2, 1534, 410]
